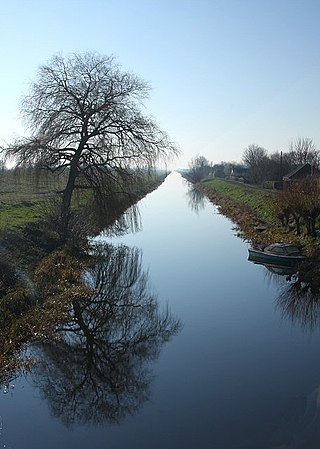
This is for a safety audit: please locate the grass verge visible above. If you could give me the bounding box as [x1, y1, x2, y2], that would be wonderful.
[203, 179, 277, 224]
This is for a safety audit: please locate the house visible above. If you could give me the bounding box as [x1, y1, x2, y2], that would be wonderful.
[283, 163, 320, 188]
[229, 165, 250, 183]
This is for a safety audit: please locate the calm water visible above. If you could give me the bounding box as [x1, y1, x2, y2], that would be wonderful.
[2, 172, 320, 448]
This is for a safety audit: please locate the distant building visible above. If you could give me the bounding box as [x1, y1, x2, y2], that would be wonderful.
[229, 166, 250, 183]
[283, 163, 320, 188]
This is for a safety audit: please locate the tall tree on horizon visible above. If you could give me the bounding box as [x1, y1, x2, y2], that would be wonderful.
[242, 144, 267, 184]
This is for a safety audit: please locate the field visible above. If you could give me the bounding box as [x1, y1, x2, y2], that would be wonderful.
[0, 169, 168, 230]
[0, 169, 68, 229]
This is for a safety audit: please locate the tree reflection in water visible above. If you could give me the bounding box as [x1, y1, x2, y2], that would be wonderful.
[31, 244, 181, 427]
[91, 202, 142, 238]
[277, 270, 320, 332]
[186, 186, 207, 214]
[251, 259, 320, 332]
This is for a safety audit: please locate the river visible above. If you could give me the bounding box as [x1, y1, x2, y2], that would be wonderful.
[1, 172, 320, 448]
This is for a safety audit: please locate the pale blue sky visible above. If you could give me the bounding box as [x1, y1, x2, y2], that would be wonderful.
[1, 0, 320, 167]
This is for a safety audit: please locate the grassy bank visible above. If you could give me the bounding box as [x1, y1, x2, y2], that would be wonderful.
[199, 178, 320, 252]
[202, 179, 277, 224]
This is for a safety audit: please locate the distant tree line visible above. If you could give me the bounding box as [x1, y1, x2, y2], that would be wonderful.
[188, 137, 319, 187]
[0, 164, 69, 192]
[188, 137, 320, 237]
[187, 155, 213, 182]
[242, 138, 319, 186]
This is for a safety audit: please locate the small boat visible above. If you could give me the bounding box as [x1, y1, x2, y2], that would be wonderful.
[248, 242, 305, 266]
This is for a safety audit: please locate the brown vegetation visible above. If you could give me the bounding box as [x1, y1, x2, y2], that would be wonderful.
[0, 249, 92, 383]
[275, 179, 320, 237]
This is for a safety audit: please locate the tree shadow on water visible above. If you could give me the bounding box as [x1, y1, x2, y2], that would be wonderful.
[271, 258, 320, 333]
[249, 258, 320, 333]
[30, 243, 181, 427]
[186, 186, 207, 214]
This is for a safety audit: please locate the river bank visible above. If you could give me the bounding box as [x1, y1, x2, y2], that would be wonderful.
[194, 177, 320, 254]
[0, 171, 170, 383]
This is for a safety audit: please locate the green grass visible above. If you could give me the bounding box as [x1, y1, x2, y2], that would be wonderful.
[0, 201, 46, 229]
[203, 178, 277, 225]
[0, 169, 67, 229]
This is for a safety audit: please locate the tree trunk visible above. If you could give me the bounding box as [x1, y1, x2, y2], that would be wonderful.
[310, 216, 316, 237]
[60, 145, 84, 239]
[303, 216, 313, 236]
[292, 212, 301, 235]
[60, 167, 77, 235]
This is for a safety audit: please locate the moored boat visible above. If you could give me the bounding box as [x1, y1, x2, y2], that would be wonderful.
[248, 242, 305, 266]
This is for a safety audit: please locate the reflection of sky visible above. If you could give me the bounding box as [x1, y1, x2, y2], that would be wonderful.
[95, 172, 236, 253]
[3, 172, 320, 448]
[94, 173, 248, 308]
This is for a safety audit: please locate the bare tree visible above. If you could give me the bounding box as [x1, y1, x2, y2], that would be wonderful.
[287, 137, 319, 167]
[242, 144, 267, 184]
[188, 155, 212, 182]
[2, 52, 178, 236]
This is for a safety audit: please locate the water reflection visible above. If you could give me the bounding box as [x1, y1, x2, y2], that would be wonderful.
[89, 200, 141, 237]
[277, 271, 320, 332]
[249, 258, 320, 332]
[248, 259, 298, 281]
[186, 186, 207, 213]
[30, 244, 181, 427]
